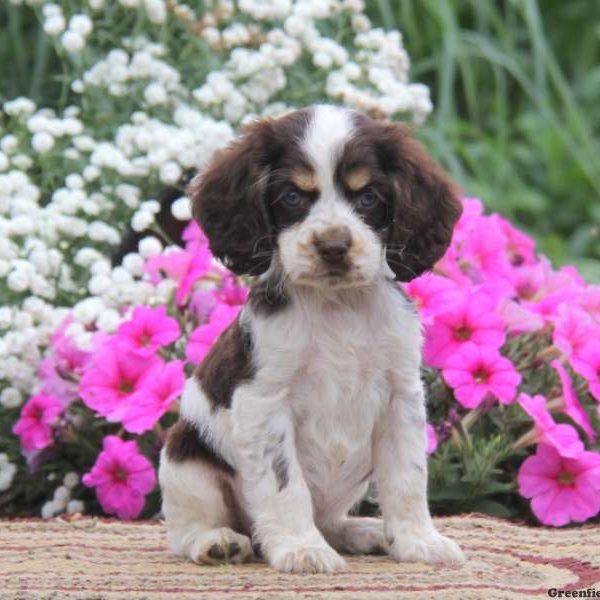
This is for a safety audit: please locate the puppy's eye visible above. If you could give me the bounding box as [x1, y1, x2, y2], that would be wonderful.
[358, 190, 379, 209]
[283, 190, 302, 207]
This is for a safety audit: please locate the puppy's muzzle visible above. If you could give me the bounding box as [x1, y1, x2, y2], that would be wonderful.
[313, 226, 352, 273]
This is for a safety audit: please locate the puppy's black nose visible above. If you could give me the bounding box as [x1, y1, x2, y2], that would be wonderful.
[313, 226, 352, 265]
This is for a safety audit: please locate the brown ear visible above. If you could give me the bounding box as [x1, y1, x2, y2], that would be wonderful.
[188, 120, 276, 276]
[376, 123, 462, 281]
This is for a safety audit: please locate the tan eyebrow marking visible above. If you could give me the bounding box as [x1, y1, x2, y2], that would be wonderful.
[345, 167, 372, 191]
[291, 167, 319, 192]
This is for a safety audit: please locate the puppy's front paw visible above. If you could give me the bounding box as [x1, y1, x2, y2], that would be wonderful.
[388, 525, 465, 565]
[189, 527, 254, 565]
[269, 538, 346, 574]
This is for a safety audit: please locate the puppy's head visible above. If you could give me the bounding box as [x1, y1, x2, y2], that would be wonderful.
[190, 105, 461, 286]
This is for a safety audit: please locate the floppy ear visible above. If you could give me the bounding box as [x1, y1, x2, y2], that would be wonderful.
[188, 120, 276, 276]
[376, 123, 462, 281]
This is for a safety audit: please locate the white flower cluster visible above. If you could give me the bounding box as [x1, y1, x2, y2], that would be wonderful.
[189, 0, 432, 123]
[41, 472, 84, 519]
[1, 0, 432, 504]
[0, 298, 66, 398]
[82, 44, 180, 100]
[61, 13, 93, 53]
[42, 3, 67, 36]
[89, 105, 234, 180]
[0, 453, 18, 492]
[328, 29, 432, 118]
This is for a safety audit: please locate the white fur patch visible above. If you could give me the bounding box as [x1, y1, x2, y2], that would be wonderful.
[302, 104, 354, 199]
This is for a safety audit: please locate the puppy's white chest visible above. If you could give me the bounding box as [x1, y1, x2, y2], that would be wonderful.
[249, 282, 421, 517]
[293, 355, 386, 464]
[291, 337, 388, 443]
[286, 308, 391, 503]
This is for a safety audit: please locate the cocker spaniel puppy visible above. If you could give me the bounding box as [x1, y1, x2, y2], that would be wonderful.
[159, 105, 464, 573]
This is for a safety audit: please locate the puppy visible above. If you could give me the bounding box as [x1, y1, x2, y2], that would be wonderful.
[159, 105, 464, 573]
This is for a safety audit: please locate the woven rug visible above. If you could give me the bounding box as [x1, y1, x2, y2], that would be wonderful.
[1, 515, 599, 599]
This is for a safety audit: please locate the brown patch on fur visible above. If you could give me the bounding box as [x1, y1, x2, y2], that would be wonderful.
[221, 477, 249, 536]
[165, 420, 234, 475]
[196, 316, 255, 410]
[344, 167, 372, 191]
[290, 166, 319, 193]
[345, 113, 462, 281]
[189, 109, 312, 276]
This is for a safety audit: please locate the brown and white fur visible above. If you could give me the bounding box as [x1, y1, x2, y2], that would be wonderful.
[159, 105, 465, 573]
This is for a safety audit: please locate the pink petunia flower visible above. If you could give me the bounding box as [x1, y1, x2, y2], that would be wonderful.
[518, 443, 600, 526]
[426, 423, 438, 455]
[80, 342, 163, 421]
[176, 251, 213, 305]
[186, 303, 241, 364]
[214, 273, 249, 306]
[435, 198, 484, 284]
[550, 360, 596, 442]
[119, 360, 186, 434]
[518, 260, 584, 322]
[552, 305, 595, 357]
[517, 393, 584, 458]
[493, 214, 537, 267]
[443, 197, 485, 251]
[188, 289, 219, 321]
[459, 216, 514, 283]
[580, 285, 600, 314]
[145, 247, 212, 306]
[438, 201, 520, 290]
[424, 291, 506, 368]
[82, 436, 156, 520]
[50, 315, 92, 374]
[570, 341, 600, 401]
[37, 315, 92, 404]
[182, 220, 209, 254]
[12, 394, 63, 451]
[442, 343, 521, 408]
[116, 305, 181, 357]
[145, 249, 192, 284]
[497, 299, 544, 335]
[404, 273, 462, 325]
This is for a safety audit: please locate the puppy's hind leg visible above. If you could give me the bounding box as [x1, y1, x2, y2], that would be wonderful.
[159, 449, 253, 565]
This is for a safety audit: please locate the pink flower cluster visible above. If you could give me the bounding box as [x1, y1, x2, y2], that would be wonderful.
[12, 222, 250, 519]
[80, 305, 185, 434]
[12, 317, 90, 452]
[13, 200, 600, 525]
[406, 198, 600, 526]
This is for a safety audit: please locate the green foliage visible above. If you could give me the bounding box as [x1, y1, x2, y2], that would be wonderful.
[429, 434, 516, 518]
[369, 0, 600, 280]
